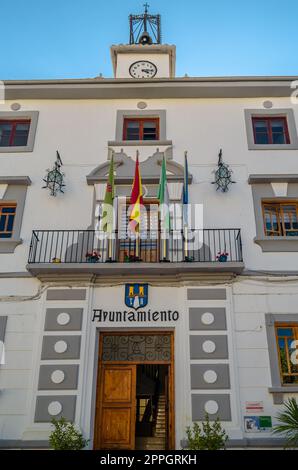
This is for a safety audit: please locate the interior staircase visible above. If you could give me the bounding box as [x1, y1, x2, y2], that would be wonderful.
[136, 395, 167, 450]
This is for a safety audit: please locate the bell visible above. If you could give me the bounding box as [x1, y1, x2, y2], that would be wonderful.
[139, 31, 153, 45]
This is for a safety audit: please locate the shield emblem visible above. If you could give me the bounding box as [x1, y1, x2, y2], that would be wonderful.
[125, 284, 148, 310]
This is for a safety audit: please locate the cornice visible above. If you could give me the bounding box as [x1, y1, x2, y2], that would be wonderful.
[3, 76, 297, 100]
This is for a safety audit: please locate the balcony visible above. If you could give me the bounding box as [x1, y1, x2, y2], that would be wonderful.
[27, 229, 244, 278]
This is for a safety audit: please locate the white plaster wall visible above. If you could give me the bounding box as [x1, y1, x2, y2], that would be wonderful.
[0, 96, 297, 273]
[0, 278, 40, 439]
[0, 279, 297, 444]
[0, 93, 298, 445]
[233, 277, 298, 438]
[115, 53, 170, 78]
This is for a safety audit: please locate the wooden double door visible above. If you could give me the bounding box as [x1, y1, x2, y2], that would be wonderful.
[94, 332, 174, 450]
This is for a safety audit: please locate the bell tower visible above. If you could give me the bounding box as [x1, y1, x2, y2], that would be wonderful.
[110, 5, 176, 79]
[129, 3, 161, 45]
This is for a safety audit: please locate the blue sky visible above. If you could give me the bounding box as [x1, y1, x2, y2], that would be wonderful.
[1, 0, 297, 79]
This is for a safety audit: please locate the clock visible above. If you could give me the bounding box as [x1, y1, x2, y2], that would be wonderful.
[129, 61, 157, 79]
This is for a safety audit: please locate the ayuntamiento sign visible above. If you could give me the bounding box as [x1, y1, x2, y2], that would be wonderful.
[92, 283, 180, 323]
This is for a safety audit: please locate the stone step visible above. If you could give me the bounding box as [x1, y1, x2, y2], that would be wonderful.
[137, 439, 165, 444]
[135, 437, 166, 450]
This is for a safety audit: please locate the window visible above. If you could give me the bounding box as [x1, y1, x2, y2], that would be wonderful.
[123, 118, 159, 141]
[276, 324, 298, 385]
[252, 117, 290, 145]
[263, 202, 298, 237]
[0, 204, 16, 239]
[244, 109, 298, 150]
[0, 120, 30, 147]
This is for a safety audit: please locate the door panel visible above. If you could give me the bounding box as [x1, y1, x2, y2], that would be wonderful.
[101, 408, 132, 446]
[103, 368, 134, 402]
[99, 365, 136, 449]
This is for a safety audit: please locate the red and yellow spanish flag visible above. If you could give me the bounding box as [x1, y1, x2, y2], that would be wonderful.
[129, 153, 143, 232]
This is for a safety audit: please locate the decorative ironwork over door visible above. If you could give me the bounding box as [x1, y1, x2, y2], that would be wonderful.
[102, 334, 171, 362]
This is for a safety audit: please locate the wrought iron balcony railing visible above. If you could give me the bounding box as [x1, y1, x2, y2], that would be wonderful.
[28, 229, 243, 264]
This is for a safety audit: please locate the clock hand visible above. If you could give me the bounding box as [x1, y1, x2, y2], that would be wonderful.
[141, 69, 152, 73]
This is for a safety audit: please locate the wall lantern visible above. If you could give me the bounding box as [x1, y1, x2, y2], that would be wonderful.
[212, 149, 235, 193]
[43, 151, 65, 197]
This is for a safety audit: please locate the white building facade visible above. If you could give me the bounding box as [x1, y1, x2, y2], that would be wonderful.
[0, 12, 298, 449]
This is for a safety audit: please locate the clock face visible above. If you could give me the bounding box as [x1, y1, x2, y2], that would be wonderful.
[129, 61, 157, 79]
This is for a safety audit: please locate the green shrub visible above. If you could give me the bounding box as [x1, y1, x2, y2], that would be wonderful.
[49, 417, 89, 450]
[185, 414, 228, 450]
[272, 398, 298, 448]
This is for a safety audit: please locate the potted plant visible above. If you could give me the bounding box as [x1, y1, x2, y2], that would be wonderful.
[124, 252, 142, 262]
[85, 250, 101, 263]
[49, 417, 89, 450]
[184, 413, 228, 450]
[272, 398, 298, 448]
[52, 257, 61, 263]
[184, 256, 194, 262]
[216, 251, 229, 262]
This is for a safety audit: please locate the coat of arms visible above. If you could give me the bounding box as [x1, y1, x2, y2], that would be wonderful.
[125, 284, 148, 310]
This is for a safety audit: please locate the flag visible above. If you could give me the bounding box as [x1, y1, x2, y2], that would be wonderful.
[157, 156, 170, 231]
[183, 151, 189, 226]
[129, 153, 143, 232]
[101, 154, 115, 233]
[183, 151, 189, 205]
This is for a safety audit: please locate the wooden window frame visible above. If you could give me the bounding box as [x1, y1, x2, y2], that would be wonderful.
[0, 119, 31, 147]
[275, 323, 298, 385]
[123, 118, 160, 141]
[0, 203, 17, 238]
[252, 116, 290, 145]
[262, 200, 298, 237]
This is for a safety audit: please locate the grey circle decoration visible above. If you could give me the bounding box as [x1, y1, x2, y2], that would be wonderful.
[11, 103, 21, 111]
[137, 101, 148, 109]
[263, 100, 273, 109]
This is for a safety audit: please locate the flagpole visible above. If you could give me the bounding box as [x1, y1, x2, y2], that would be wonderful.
[101, 151, 115, 263]
[136, 232, 139, 259]
[183, 151, 189, 261]
[184, 226, 188, 260]
[135, 150, 139, 260]
[129, 150, 143, 261]
[108, 235, 112, 261]
[163, 233, 167, 261]
[158, 156, 171, 262]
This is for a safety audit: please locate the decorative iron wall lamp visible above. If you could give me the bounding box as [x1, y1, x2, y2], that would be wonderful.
[43, 151, 65, 197]
[212, 149, 235, 192]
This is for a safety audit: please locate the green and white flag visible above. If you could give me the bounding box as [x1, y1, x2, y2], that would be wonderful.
[157, 156, 170, 231]
[101, 154, 115, 233]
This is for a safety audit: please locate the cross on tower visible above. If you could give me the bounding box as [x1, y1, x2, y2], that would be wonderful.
[144, 3, 150, 14]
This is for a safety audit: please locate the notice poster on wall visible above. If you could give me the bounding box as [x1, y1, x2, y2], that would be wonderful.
[244, 416, 272, 433]
[245, 401, 264, 413]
